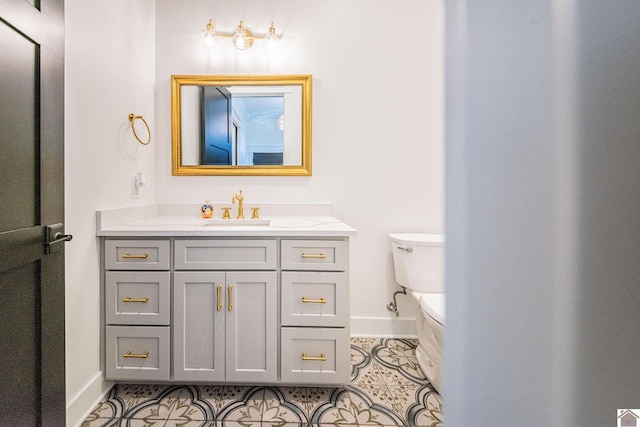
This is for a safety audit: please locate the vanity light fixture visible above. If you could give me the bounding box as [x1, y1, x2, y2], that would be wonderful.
[201, 19, 280, 54]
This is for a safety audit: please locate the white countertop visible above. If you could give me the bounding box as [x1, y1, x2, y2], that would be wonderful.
[96, 203, 357, 237]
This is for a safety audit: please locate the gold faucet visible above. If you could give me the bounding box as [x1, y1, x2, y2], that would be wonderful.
[232, 189, 244, 219]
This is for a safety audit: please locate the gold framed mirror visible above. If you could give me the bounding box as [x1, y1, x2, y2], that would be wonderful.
[171, 74, 312, 176]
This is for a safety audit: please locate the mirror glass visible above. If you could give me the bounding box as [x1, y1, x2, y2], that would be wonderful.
[171, 75, 312, 176]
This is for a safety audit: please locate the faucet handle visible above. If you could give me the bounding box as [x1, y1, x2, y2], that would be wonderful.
[221, 206, 231, 219]
[251, 206, 260, 219]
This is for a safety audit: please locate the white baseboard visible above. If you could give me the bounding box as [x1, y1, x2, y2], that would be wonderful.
[66, 371, 113, 427]
[350, 316, 417, 338]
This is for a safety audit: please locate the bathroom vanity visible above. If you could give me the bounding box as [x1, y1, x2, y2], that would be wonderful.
[96, 203, 356, 385]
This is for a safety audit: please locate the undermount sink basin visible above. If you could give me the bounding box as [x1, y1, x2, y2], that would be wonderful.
[199, 219, 271, 226]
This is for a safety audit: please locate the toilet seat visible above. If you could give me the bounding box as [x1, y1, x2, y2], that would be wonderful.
[413, 291, 445, 326]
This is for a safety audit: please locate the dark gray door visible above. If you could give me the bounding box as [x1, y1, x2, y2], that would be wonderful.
[0, 0, 66, 425]
[202, 86, 233, 165]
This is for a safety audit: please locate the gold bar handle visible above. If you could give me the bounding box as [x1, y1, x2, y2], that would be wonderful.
[122, 296, 149, 303]
[121, 253, 149, 259]
[302, 297, 327, 304]
[228, 285, 233, 311]
[301, 253, 326, 259]
[123, 350, 149, 359]
[302, 353, 326, 361]
[217, 285, 222, 311]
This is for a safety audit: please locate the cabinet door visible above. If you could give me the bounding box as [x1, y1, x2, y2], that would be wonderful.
[280, 327, 349, 385]
[281, 240, 347, 271]
[281, 271, 348, 327]
[174, 271, 226, 382]
[106, 326, 170, 381]
[174, 239, 277, 270]
[225, 271, 278, 382]
[105, 271, 170, 325]
[105, 240, 170, 270]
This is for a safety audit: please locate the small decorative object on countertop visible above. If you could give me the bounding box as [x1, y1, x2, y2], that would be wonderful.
[201, 199, 213, 218]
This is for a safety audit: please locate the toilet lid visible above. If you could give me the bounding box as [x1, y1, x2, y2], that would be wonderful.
[389, 233, 444, 247]
[418, 293, 445, 326]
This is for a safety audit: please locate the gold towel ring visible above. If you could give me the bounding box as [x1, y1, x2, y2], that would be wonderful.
[128, 113, 151, 145]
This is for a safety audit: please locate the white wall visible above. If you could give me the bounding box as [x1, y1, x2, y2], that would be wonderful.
[64, 1, 156, 425]
[445, 1, 640, 425]
[154, 0, 445, 336]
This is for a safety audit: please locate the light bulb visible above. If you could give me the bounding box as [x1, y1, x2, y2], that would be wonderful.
[232, 21, 253, 51]
[201, 19, 218, 50]
[263, 22, 279, 55]
[232, 32, 248, 50]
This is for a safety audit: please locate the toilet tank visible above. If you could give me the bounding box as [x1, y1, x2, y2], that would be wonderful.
[389, 233, 444, 293]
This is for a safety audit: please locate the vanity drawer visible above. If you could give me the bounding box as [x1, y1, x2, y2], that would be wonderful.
[280, 327, 349, 384]
[281, 240, 347, 271]
[105, 272, 170, 325]
[105, 326, 170, 381]
[281, 272, 348, 327]
[104, 240, 170, 270]
[174, 239, 276, 270]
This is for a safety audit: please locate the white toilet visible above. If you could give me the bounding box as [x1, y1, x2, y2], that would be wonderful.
[389, 233, 445, 392]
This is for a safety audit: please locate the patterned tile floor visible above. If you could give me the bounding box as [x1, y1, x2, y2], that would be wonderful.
[82, 338, 443, 426]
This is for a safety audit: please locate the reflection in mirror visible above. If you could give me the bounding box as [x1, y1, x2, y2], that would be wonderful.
[172, 75, 312, 176]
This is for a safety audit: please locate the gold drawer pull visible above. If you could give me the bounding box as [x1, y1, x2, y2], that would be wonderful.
[123, 350, 149, 359]
[121, 253, 149, 259]
[228, 285, 233, 311]
[122, 296, 149, 303]
[302, 353, 326, 361]
[302, 297, 326, 304]
[217, 285, 222, 311]
[301, 253, 326, 259]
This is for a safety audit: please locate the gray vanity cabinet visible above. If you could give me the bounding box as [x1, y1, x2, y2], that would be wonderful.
[173, 270, 277, 383]
[173, 239, 278, 383]
[101, 233, 352, 385]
